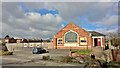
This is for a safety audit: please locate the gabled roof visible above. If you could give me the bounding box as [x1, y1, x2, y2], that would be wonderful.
[55, 22, 89, 37]
[88, 31, 105, 36]
[61, 22, 80, 30]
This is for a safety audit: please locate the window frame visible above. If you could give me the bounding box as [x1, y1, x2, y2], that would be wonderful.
[57, 38, 63, 45]
[64, 30, 78, 43]
[80, 37, 87, 45]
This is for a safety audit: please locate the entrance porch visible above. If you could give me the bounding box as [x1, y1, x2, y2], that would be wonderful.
[92, 36, 103, 47]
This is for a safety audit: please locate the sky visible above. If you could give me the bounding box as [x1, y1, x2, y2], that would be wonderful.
[1, 1, 119, 39]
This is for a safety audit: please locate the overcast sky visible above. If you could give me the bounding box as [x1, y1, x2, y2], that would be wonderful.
[1, 1, 119, 39]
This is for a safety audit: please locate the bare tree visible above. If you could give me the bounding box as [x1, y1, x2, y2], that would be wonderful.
[107, 33, 120, 49]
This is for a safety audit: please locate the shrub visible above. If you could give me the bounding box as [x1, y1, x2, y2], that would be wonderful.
[0, 51, 13, 56]
[71, 49, 78, 52]
[61, 56, 74, 63]
[42, 56, 50, 60]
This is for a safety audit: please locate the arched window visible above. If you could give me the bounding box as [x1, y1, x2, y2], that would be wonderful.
[65, 31, 78, 43]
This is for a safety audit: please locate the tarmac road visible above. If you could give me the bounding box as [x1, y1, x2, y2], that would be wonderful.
[1, 47, 82, 66]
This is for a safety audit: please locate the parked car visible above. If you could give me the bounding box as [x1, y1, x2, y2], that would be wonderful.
[32, 47, 48, 54]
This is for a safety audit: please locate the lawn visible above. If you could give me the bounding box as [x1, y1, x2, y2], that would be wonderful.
[72, 49, 92, 55]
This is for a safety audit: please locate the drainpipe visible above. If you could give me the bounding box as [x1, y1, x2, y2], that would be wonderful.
[55, 38, 57, 49]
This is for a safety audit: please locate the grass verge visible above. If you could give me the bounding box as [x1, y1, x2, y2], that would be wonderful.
[72, 49, 92, 55]
[0, 50, 13, 56]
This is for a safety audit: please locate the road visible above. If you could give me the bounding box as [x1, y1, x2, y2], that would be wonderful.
[1, 47, 84, 66]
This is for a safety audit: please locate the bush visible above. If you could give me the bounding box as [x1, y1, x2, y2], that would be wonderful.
[61, 56, 74, 63]
[42, 56, 50, 60]
[0, 51, 13, 56]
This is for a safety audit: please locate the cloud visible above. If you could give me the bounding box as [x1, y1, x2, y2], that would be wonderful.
[61, 24, 65, 27]
[42, 2, 117, 22]
[1, 2, 118, 39]
[14, 2, 117, 21]
[95, 28, 118, 35]
[2, 11, 63, 39]
[19, 4, 59, 16]
[96, 15, 118, 26]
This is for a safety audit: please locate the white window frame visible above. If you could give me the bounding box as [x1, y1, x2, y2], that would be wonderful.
[80, 37, 87, 45]
[92, 36, 103, 47]
[57, 38, 63, 45]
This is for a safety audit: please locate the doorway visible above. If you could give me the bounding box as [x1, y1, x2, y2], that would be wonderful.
[94, 38, 97, 47]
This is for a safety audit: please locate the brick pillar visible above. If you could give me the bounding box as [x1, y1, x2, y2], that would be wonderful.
[54, 38, 57, 49]
[79, 37, 80, 46]
[102, 37, 105, 48]
[90, 37, 93, 49]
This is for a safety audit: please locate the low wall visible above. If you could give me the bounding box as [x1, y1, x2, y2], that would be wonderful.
[6, 42, 53, 51]
[54, 46, 92, 50]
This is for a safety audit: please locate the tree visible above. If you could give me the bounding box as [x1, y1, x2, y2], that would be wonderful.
[4, 35, 10, 39]
[107, 33, 120, 49]
[111, 38, 120, 48]
[0, 39, 8, 51]
[46, 39, 51, 42]
[40, 39, 43, 43]
[40, 39, 43, 47]
[23, 39, 28, 43]
[9, 37, 16, 43]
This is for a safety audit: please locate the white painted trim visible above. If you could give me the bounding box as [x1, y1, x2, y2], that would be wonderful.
[92, 36, 103, 38]
[80, 37, 87, 45]
[57, 38, 62, 45]
[93, 38, 94, 47]
[101, 37, 103, 47]
[78, 46, 91, 47]
[56, 45, 91, 47]
[64, 43, 79, 46]
[92, 36, 103, 47]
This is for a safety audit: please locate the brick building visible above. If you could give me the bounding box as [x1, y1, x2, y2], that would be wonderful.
[53, 22, 105, 49]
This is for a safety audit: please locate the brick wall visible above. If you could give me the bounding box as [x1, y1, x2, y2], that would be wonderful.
[53, 22, 93, 49]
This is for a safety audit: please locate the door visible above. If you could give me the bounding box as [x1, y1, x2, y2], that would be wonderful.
[94, 38, 97, 47]
[97, 38, 101, 46]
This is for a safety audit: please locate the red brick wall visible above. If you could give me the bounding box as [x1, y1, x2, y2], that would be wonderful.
[102, 36, 105, 48]
[53, 23, 92, 49]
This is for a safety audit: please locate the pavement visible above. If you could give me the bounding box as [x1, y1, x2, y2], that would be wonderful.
[1, 47, 83, 66]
